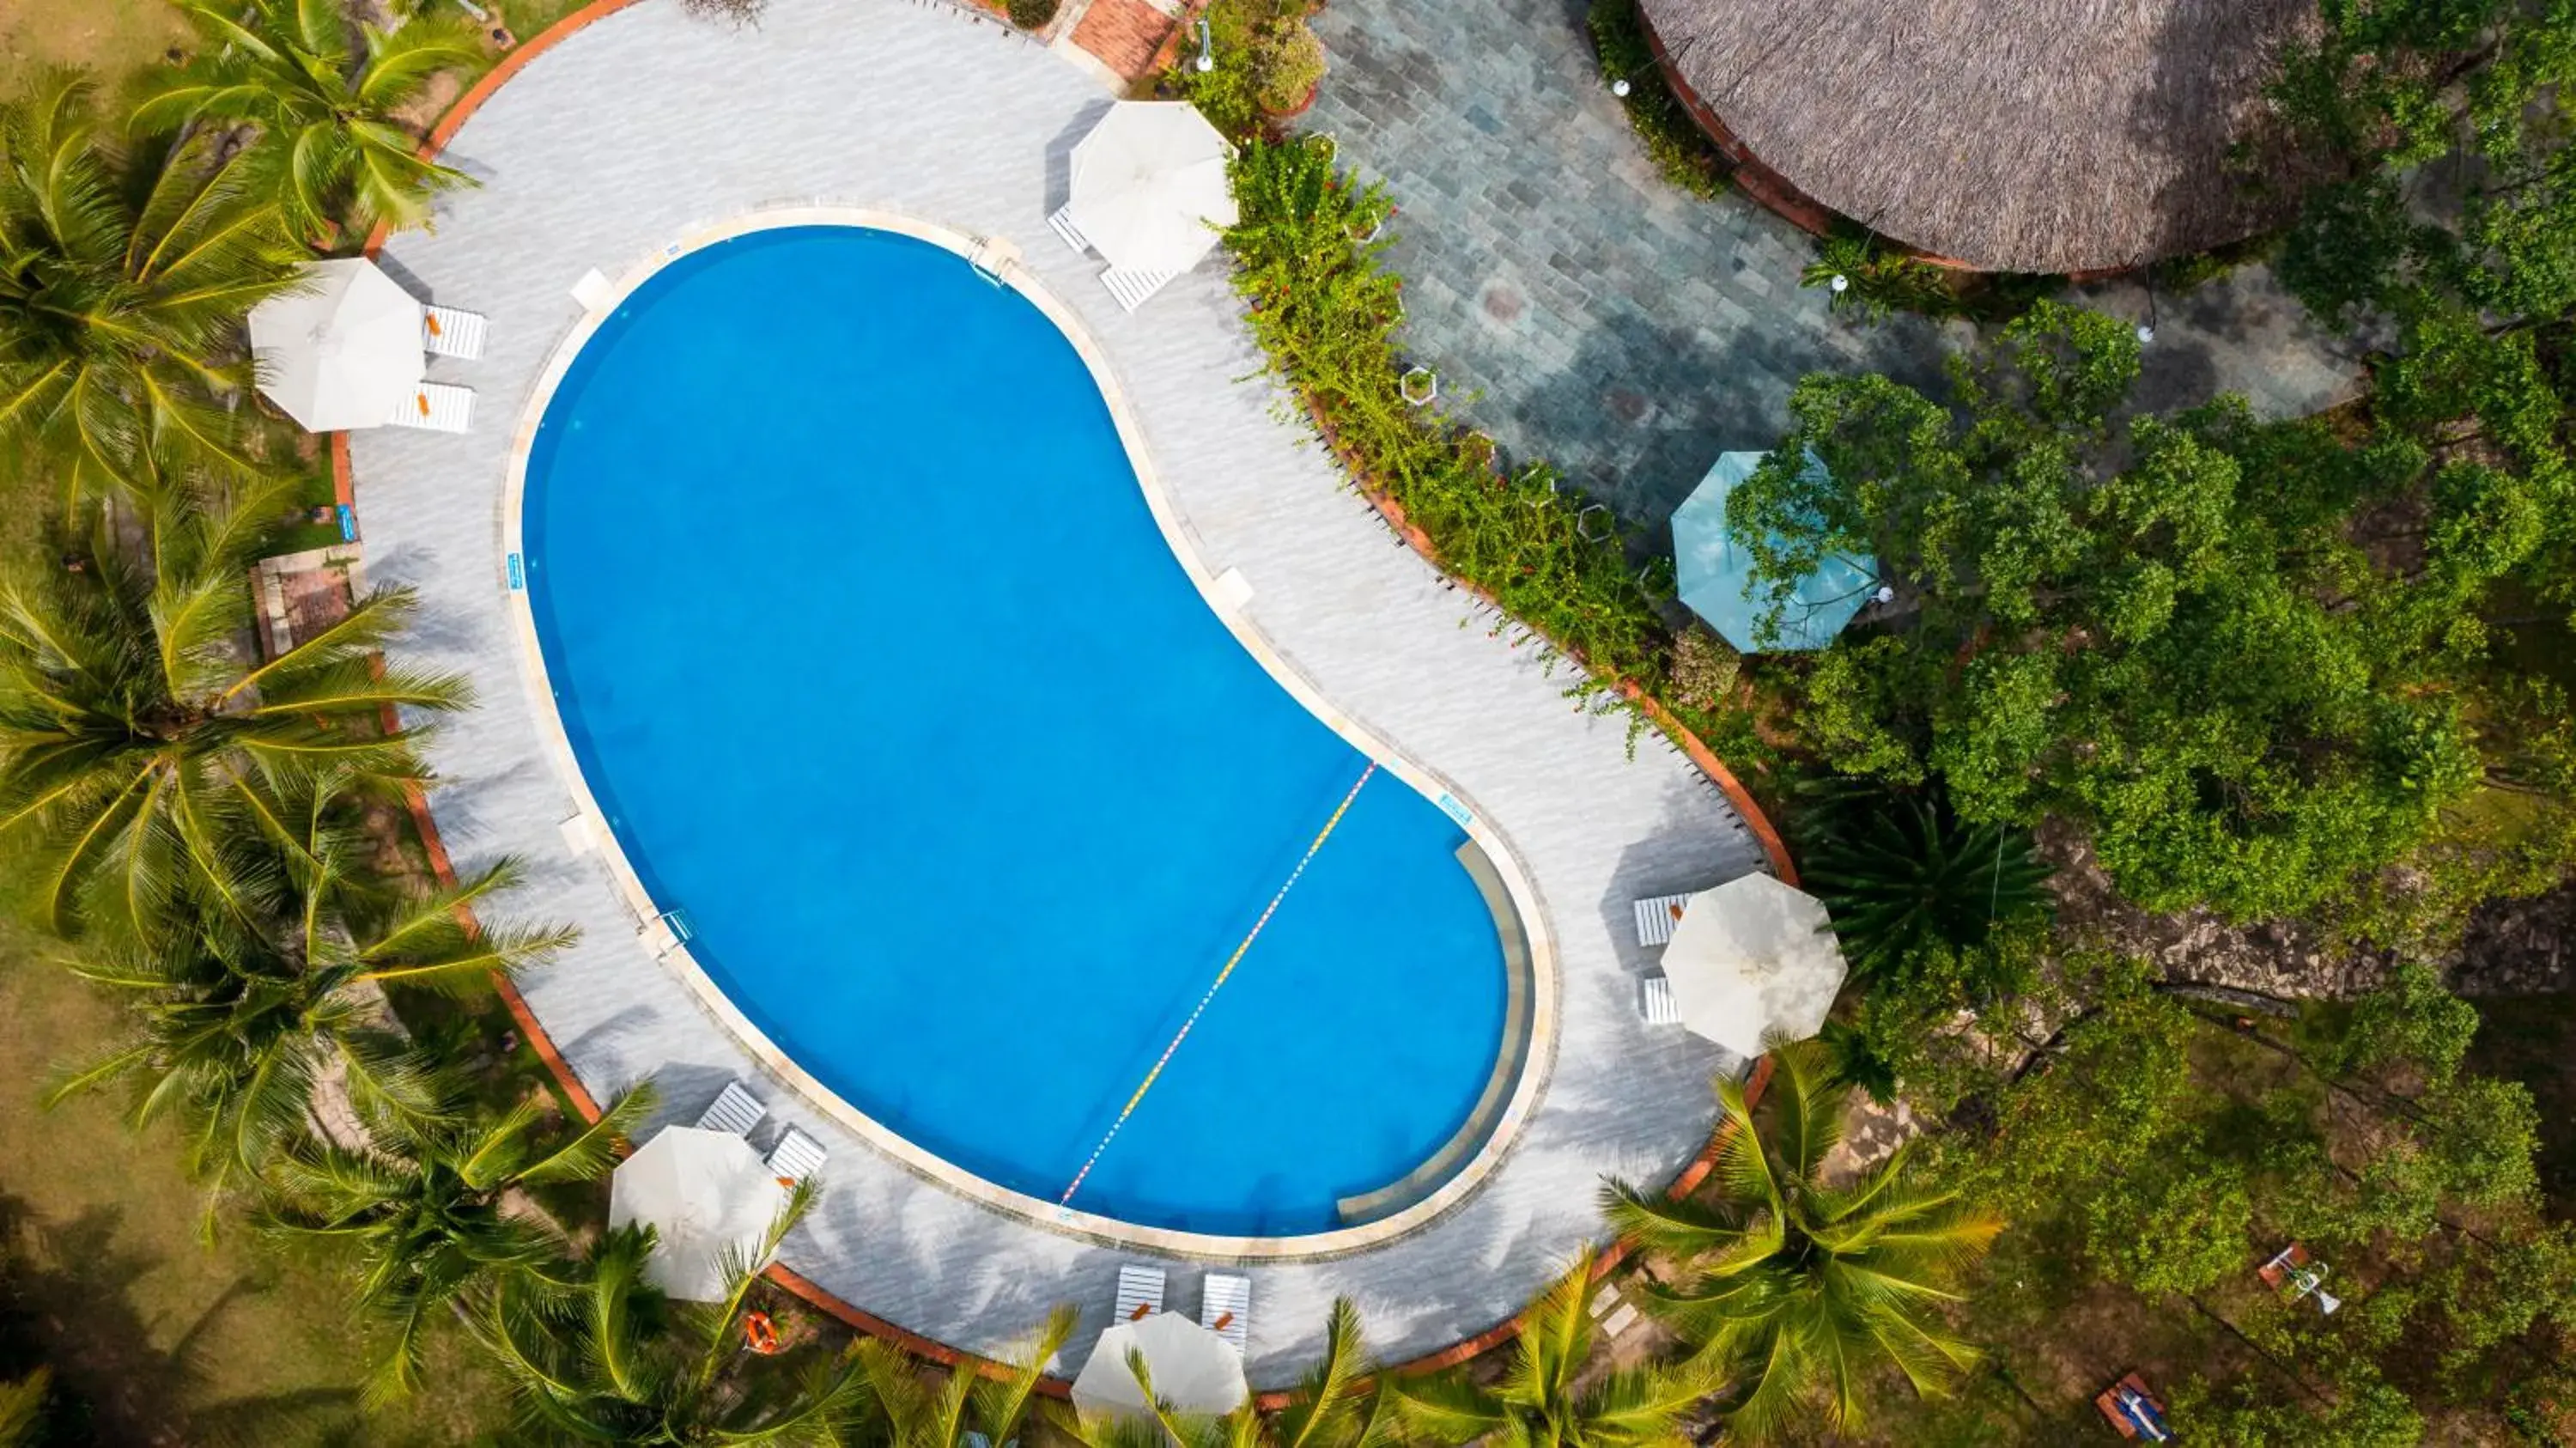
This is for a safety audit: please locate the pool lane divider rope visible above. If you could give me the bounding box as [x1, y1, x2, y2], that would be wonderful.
[1058, 761, 1381, 1208]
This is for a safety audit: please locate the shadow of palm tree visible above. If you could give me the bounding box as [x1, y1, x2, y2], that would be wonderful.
[0, 1193, 364, 1447]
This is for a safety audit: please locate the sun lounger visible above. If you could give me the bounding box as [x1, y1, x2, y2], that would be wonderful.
[767, 1126, 827, 1184]
[422, 304, 489, 361]
[387, 382, 473, 433]
[1101, 267, 1177, 313]
[696, 1080, 767, 1136]
[2094, 1372, 2173, 1443]
[1640, 973, 1680, 1025]
[1200, 1273, 1250, 1354]
[1047, 204, 1092, 256]
[1114, 1263, 1166, 1323]
[1631, 892, 1692, 948]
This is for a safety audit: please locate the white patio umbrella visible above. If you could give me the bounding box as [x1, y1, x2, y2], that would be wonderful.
[1658, 874, 1849, 1057]
[1071, 1311, 1249, 1420]
[246, 258, 424, 432]
[608, 1126, 789, 1302]
[1066, 101, 1238, 273]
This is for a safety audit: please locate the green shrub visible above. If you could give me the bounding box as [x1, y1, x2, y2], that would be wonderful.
[1255, 21, 1326, 114]
[1800, 232, 1959, 322]
[1006, 0, 1059, 29]
[1585, 0, 1725, 200]
[1224, 137, 1672, 695]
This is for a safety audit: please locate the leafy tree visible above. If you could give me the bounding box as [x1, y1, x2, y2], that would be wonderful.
[1392, 1250, 1723, 1448]
[135, 0, 485, 238]
[473, 1194, 870, 1445]
[857, 1304, 1074, 1448]
[1794, 776, 2052, 977]
[1601, 1040, 2001, 1440]
[270, 1084, 654, 1401]
[0, 73, 302, 502]
[0, 478, 468, 941]
[0, 1370, 44, 1448]
[1733, 301, 2491, 919]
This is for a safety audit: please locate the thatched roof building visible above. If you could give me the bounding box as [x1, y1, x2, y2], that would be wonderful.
[1636, 0, 2315, 274]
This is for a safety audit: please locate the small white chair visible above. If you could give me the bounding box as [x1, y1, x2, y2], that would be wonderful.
[767, 1126, 827, 1184]
[1047, 204, 1092, 255]
[695, 1080, 766, 1136]
[1640, 974, 1680, 1025]
[1201, 1273, 1250, 1354]
[387, 382, 473, 433]
[422, 304, 488, 360]
[1101, 268, 1177, 313]
[1632, 892, 1692, 948]
[1114, 1263, 1166, 1323]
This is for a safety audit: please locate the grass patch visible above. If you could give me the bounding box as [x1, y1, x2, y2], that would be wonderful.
[0, 928, 512, 1445]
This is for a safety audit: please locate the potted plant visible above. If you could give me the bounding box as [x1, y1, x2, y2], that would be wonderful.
[1400, 366, 1437, 406]
[1255, 17, 1327, 118]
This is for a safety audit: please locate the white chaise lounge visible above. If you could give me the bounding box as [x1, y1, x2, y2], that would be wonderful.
[1631, 892, 1692, 948]
[767, 1127, 827, 1184]
[422, 304, 489, 361]
[388, 382, 473, 433]
[1201, 1273, 1250, 1354]
[1639, 973, 1680, 1025]
[696, 1080, 767, 1136]
[1114, 1263, 1166, 1323]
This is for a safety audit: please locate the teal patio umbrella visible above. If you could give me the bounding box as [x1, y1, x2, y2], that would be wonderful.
[1671, 451, 1879, 652]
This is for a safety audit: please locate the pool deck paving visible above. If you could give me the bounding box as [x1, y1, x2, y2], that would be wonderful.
[1303, 0, 2368, 529]
[351, 0, 1763, 1387]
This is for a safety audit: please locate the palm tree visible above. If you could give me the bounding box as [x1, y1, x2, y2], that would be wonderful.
[857, 1304, 1074, 1448]
[46, 845, 574, 1205]
[1393, 1251, 1724, 1448]
[473, 1187, 871, 1444]
[1600, 1041, 2002, 1441]
[0, 478, 470, 941]
[1795, 777, 2053, 978]
[0, 73, 303, 500]
[267, 1083, 655, 1402]
[1054, 1298, 1401, 1448]
[135, 0, 487, 238]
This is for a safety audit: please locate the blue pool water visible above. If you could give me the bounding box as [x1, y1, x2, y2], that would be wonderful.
[524, 227, 1510, 1234]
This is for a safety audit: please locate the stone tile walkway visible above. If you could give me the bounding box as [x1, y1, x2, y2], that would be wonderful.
[1304, 0, 2364, 532]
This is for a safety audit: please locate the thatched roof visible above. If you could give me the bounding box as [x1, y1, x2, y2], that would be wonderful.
[1638, 0, 2315, 273]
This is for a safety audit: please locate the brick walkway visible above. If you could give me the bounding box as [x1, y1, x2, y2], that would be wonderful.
[1304, 0, 2364, 532]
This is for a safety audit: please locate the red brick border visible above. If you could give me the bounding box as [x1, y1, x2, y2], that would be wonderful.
[335, 0, 1789, 1396]
[1298, 399, 1799, 885]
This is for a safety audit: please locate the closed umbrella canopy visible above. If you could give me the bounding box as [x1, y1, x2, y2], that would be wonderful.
[1071, 1312, 1248, 1419]
[247, 259, 424, 433]
[1672, 451, 1878, 652]
[1067, 101, 1238, 273]
[1660, 873, 1848, 1057]
[608, 1126, 788, 1302]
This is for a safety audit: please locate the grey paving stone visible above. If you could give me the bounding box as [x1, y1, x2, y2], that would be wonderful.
[1303, 0, 2364, 532]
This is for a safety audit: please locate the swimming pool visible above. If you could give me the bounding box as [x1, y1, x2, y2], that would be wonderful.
[520, 225, 1519, 1237]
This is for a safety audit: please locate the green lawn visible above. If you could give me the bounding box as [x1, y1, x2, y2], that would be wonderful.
[0, 928, 514, 1444]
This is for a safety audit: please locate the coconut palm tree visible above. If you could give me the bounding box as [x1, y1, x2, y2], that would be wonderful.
[1794, 777, 2053, 979]
[1600, 1041, 2002, 1442]
[45, 842, 574, 1208]
[0, 72, 303, 501]
[0, 478, 470, 942]
[472, 1187, 871, 1445]
[267, 1083, 655, 1402]
[1392, 1251, 1724, 1448]
[857, 1304, 1074, 1448]
[1054, 1297, 1400, 1448]
[134, 0, 487, 238]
